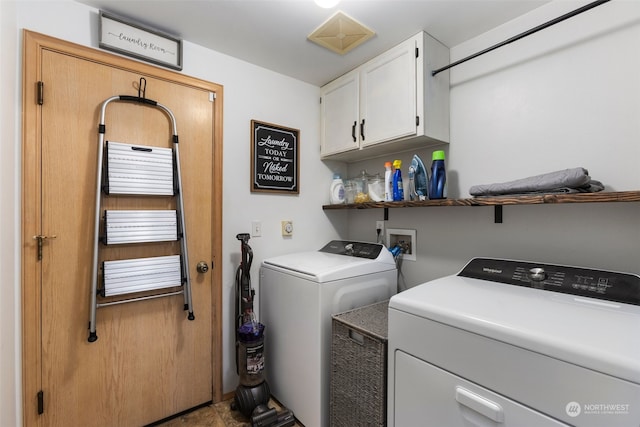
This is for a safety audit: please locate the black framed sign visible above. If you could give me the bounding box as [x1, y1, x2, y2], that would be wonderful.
[99, 10, 183, 70]
[251, 120, 300, 194]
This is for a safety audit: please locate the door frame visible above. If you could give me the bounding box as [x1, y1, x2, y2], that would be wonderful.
[21, 30, 223, 426]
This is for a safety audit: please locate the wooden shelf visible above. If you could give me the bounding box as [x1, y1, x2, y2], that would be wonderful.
[322, 191, 640, 210]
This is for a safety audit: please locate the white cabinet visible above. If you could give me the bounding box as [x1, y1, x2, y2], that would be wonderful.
[320, 32, 450, 162]
[320, 70, 360, 156]
[360, 35, 417, 147]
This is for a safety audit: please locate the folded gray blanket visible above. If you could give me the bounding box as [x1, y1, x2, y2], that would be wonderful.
[470, 167, 604, 197]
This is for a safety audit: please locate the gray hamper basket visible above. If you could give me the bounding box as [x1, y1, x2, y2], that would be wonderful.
[331, 300, 389, 427]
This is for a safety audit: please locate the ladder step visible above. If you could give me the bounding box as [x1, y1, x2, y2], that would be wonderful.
[102, 255, 182, 297]
[105, 141, 174, 195]
[104, 210, 178, 244]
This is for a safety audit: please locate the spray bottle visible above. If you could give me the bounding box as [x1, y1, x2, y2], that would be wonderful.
[392, 160, 404, 201]
[384, 162, 393, 201]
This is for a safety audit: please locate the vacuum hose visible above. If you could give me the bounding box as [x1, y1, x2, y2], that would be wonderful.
[235, 233, 256, 373]
[236, 234, 254, 318]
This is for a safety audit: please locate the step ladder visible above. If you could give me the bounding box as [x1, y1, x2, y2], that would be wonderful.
[88, 94, 194, 343]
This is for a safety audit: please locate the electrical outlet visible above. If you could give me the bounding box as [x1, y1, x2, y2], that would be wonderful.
[251, 221, 262, 237]
[281, 220, 293, 236]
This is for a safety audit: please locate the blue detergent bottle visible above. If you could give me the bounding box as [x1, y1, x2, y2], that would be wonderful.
[429, 150, 446, 199]
[392, 159, 404, 201]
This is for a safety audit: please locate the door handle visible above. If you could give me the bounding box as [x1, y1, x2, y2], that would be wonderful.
[33, 234, 57, 261]
[455, 386, 504, 422]
[351, 121, 357, 142]
[360, 119, 365, 141]
[196, 261, 209, 274]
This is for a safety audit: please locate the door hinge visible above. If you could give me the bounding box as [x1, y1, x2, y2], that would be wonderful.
[416, 116, 420, 126]
[37, 390, 44, 415]
[416, 47, 419, 58]
[37, 81, 44, 105]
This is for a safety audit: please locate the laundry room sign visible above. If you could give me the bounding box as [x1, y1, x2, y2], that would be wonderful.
[251, 120, 299, 194]
[99, 11, 183, 70]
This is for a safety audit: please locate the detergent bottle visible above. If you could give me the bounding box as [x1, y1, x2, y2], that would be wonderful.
[384, 162, 393, 201]
[392, 160, 404, 201]
[330, 174, 345, 204]
[429, 150, 447, 199]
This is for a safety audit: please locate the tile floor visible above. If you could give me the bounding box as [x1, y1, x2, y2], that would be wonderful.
[155, 398, 302, 427]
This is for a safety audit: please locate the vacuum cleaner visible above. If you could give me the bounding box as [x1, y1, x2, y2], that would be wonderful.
[231, 233, 295, 427]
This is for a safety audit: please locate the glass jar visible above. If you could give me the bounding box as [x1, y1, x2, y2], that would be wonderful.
[367, 174, 385, 202]
[351, 170, 371, 203]
[344, 180, 358, 204]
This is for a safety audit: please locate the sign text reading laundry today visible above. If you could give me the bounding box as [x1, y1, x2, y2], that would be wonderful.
[252, 122, 299, 193]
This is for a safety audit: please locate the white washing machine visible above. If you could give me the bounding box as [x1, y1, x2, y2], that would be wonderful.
[260, 240, 397, 427]
[388, 258, 640, 427]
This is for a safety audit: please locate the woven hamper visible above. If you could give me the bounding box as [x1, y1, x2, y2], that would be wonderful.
[331, 300, 389, 427]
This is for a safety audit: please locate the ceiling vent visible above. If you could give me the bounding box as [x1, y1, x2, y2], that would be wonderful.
[308, 10, 375, 55]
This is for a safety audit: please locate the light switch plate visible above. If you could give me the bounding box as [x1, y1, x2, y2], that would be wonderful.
[251, 220, 262, 237]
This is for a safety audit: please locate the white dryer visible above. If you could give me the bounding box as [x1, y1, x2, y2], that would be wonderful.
[388, 258, 640, 427]
[260, 240, 397, 427]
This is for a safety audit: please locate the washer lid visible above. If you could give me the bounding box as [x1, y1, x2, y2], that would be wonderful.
[390, 270, 640, 384]
[262, 241, 395, 282]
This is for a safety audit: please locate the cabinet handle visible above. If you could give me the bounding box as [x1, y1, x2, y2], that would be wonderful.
[360, 119, 365, 141]
[352, 121, 357, 142]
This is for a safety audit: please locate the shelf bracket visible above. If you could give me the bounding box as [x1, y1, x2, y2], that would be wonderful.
[494, 205, 503, 224]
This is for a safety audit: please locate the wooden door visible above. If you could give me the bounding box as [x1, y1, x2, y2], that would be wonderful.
[22, 31, 223, 426]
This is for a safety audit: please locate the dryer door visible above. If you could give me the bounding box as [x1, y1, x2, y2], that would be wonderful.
[393, 350, 569, 427]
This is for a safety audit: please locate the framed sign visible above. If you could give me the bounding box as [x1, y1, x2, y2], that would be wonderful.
[251, 120, 300, 194]
[99, 10, 183, 70]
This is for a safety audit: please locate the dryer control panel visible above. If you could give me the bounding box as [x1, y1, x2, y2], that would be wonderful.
[459, 258, 640, 306]
[319, 240, 383, 259]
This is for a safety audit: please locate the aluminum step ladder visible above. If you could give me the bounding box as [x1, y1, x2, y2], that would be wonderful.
[88, 94, 194, 342]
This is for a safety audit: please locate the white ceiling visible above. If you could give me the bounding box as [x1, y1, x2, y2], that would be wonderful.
[76, 0, 551, 86]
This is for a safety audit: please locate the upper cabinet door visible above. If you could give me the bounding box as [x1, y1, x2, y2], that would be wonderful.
[360, 37, 417, 147]
[320, 70, 360, 157]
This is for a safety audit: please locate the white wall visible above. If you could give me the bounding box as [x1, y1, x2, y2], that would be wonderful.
[1, 1, 344, 424]
[180, 40, 347, 395]
[346, 0, 640, 286]
[0, 1, 20, 426]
